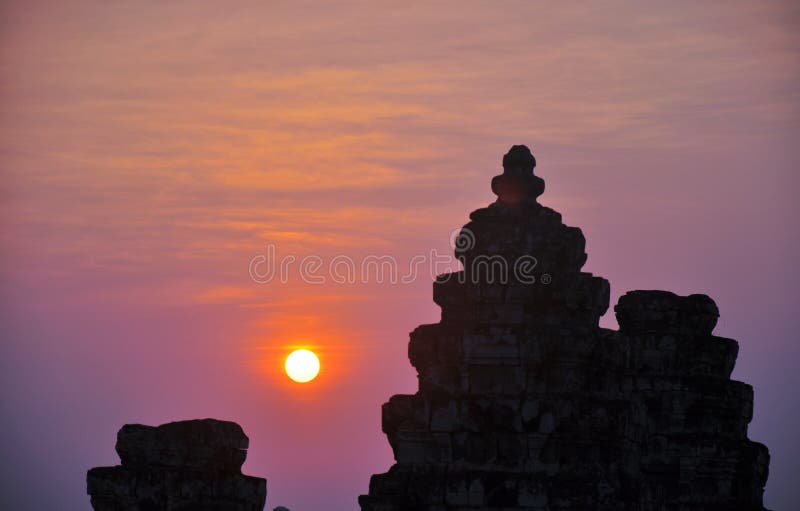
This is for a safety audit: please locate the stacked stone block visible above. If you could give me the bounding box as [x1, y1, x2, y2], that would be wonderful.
[87, 418, 266, 511]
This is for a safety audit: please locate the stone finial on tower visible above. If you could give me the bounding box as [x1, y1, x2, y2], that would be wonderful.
[502, 144, 536, 175]
[491, 144, 545, 204]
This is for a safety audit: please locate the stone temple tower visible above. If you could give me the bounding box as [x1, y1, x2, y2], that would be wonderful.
[359, 146, 770, 510]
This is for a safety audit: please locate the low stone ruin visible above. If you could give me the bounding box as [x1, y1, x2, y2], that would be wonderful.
[87, 418, 266, 510]
[359, 145, 770, 510]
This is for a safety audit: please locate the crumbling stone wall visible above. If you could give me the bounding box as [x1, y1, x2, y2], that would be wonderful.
[87, 418, 266, 511]
[359, 146, 769, 510]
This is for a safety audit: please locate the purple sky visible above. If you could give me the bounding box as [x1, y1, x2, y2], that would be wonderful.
[1, 1, 799, 509]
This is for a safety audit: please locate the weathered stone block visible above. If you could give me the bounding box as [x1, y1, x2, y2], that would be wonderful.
[88, 419, 266, 511]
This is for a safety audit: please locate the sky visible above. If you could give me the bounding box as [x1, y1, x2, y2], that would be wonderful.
[1, 1, 798, 509]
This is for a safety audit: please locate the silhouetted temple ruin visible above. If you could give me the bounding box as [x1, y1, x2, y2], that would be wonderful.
[85, 146, 770, 510]
[359, 146, 770, 510]
[87, 419, 266, 510]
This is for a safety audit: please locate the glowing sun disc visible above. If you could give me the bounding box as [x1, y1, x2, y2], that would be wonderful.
[284, 349, 320, 383]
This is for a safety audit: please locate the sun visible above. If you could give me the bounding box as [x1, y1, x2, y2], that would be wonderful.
[284, 349, 320, 383]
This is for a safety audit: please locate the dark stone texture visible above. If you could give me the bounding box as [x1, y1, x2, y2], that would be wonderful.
[616, 290, 719, 336]
[87, 419, 266, 511]
[359, 145, 770, 511]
